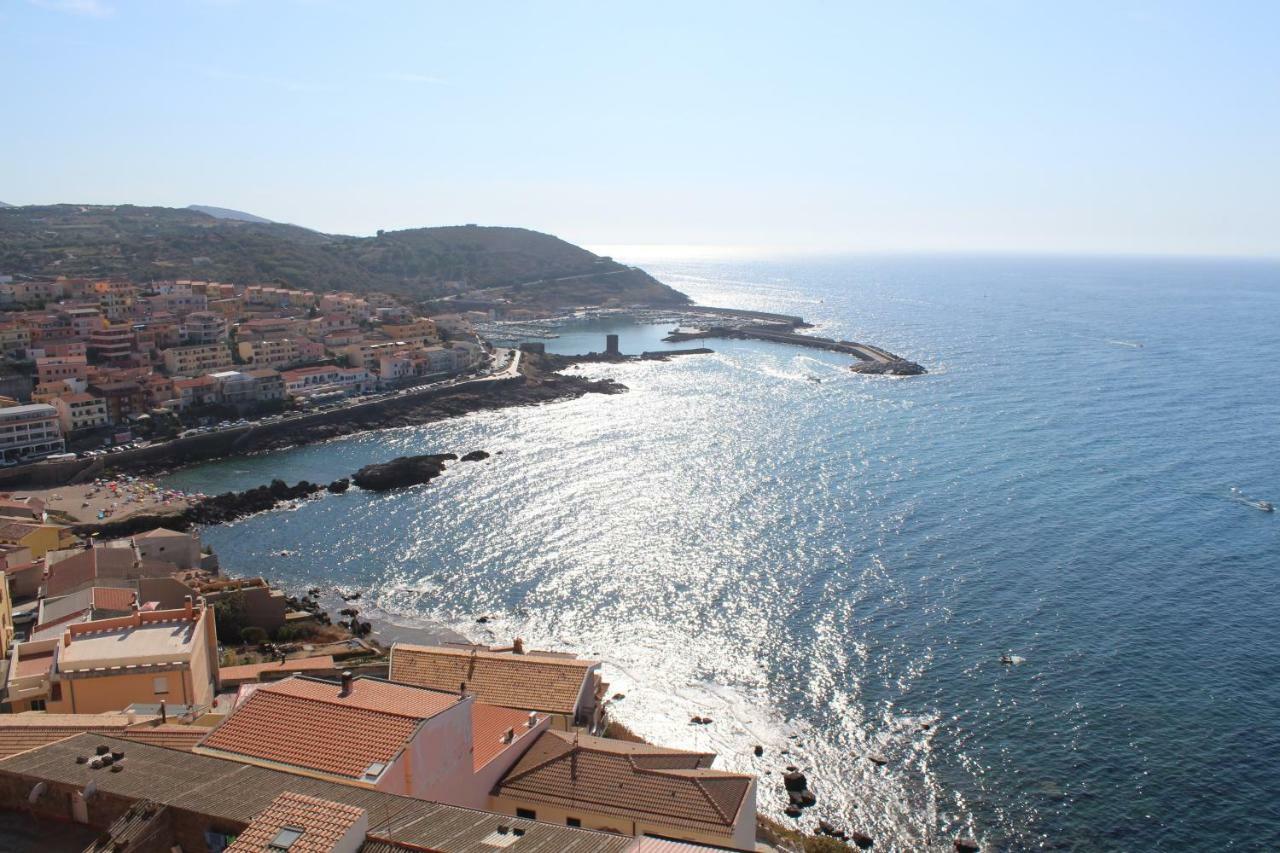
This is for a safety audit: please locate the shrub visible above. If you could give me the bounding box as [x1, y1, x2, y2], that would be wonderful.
[239, 626, 269, 645]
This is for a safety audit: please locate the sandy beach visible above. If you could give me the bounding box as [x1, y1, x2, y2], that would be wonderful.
[11, 479, 201, 525]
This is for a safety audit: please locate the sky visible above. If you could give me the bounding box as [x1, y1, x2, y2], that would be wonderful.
[3, 0, 1279, 256]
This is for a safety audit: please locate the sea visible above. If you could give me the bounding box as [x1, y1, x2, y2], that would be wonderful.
[162, 252, 1280, 851]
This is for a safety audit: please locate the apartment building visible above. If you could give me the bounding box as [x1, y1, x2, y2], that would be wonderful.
[0, 323, 32, 358]
[172, 375, 220, 410]
[180, 311, 228, 345]
[87, 380, 148, 424]
[0, 403, 65, 464]
[87, 325, 137, 362]
[280, 365, 375, 398]
[0, 279, 65, 306]
[237, 335, 323, 368]
[35, 355, 89, 385]
[51, 393, 110, 433]
[5, 598, 218, 714]
[162, 342, 232, 376]
[381, 318, 439, 344]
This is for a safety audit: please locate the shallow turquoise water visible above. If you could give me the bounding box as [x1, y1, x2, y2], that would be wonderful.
[165, 254, 1280, 850]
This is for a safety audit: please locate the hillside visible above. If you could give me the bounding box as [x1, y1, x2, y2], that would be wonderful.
[186, 204, 273, 223]
[0, 204, 689, 307]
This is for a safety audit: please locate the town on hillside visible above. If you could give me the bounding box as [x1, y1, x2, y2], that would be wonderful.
[0, 276, 504, 467]
[0, 275, 829, 853]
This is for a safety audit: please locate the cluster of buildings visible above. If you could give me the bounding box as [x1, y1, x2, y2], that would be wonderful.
[0, 277, 489, 464]
[0, 494, 762, 852]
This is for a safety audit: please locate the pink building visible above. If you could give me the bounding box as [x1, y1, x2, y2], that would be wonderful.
[194, 674, 549, 809]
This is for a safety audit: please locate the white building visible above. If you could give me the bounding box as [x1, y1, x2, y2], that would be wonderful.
[0, 404, 66, 464]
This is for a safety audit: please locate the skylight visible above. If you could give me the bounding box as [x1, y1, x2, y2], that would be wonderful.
[268, 825, 304, 850]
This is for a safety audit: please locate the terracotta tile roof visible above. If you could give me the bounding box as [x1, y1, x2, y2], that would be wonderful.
[197, 676, 460, 780]
[390, 644, 597, 716]
[496, 731, 752, 836]
[218, 655, 336, 685]
[93, 586, 138, 611]
[0, 714, 157, 759]
[44, 550, 97, 597]
[0, 521, 40, 541]
[471, 704, 543, 772]
[264, 675, 459, 719]
[121, 724, 214, 752]
[228, 791, 366, 853]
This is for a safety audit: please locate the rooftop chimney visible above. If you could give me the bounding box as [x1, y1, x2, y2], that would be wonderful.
[512, 637, 525, 655]
[182, 595, 193, 618]
[526, 712, 537, 729]
[459, 681, 467, 697]
[339, 671, 353, 697]
[159, 700, 166, 723]
[503, 728, 514, 744]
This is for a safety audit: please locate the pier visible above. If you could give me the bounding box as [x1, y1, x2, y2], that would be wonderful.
[665, 322, 926, 376]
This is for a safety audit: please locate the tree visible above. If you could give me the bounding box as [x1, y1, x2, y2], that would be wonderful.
[212, 592, 248, 644]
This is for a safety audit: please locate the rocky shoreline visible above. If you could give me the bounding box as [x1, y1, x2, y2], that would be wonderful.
[75, 449, 496, 537]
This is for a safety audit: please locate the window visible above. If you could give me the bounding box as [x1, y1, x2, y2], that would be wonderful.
[516, 808, 537, 821]
[269, 827, 304, 850]
[566, 818, 581, 828]
[30, 699, 46, 711]
[153, 676, 169, 695]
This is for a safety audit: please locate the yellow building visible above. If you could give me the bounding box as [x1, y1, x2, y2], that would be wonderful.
[5, 599, 218, 714]
[0, 573, 14, 660]
[161, 343, 232, 377]
[380, 318, 439, 345]
[0, 520, 76, 559]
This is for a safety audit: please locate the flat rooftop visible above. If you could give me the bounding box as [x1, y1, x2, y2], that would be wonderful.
[59, 619, 198, 671]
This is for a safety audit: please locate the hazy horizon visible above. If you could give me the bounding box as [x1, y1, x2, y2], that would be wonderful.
[5, 1, 1279, 257]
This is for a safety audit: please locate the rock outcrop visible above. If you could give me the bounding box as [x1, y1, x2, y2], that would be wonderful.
[850, 358, 927, 376]
[460, 450, 490, 462]
[74, 478, 323, 537]
[352, 454, 458, 492]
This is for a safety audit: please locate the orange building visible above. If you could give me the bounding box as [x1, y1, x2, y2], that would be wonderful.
[5, 599, 218, 714]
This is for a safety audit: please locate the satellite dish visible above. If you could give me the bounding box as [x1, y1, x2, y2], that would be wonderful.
[27, 782, 46, 803]
[83, 779, 97, 800]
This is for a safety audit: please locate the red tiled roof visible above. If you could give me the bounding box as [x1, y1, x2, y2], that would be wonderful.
[197, 677, 460, 780]
[496, 731, 752, 835]
[471, 703, 543, 772]
[93, 586, 137, 611]
[389, 644, 597, 716]
[121, 724, 214, 752]
[264, 675, 459, 719]
[227, 791, 366, 853]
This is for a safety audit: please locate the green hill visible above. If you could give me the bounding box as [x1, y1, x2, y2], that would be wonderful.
[0, 204, 688, 307]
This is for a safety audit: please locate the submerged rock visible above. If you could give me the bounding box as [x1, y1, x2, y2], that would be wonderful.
[460, 449, 490, 462]
[954, 839, 980, 853]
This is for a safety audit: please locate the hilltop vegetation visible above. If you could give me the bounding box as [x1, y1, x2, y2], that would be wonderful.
[0, 204, 689, 307]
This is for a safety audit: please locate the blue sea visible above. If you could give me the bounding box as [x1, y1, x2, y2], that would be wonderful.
[163, 253, 1280, 851]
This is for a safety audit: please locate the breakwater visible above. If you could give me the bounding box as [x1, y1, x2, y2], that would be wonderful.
[665, 325, 926, 375]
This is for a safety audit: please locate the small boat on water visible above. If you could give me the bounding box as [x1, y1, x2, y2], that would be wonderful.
[1257, 501, 1274, 513]
[806, 375, 823, 384]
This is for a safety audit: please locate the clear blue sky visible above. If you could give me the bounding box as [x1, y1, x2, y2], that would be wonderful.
[4, 1, 1278, 255]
